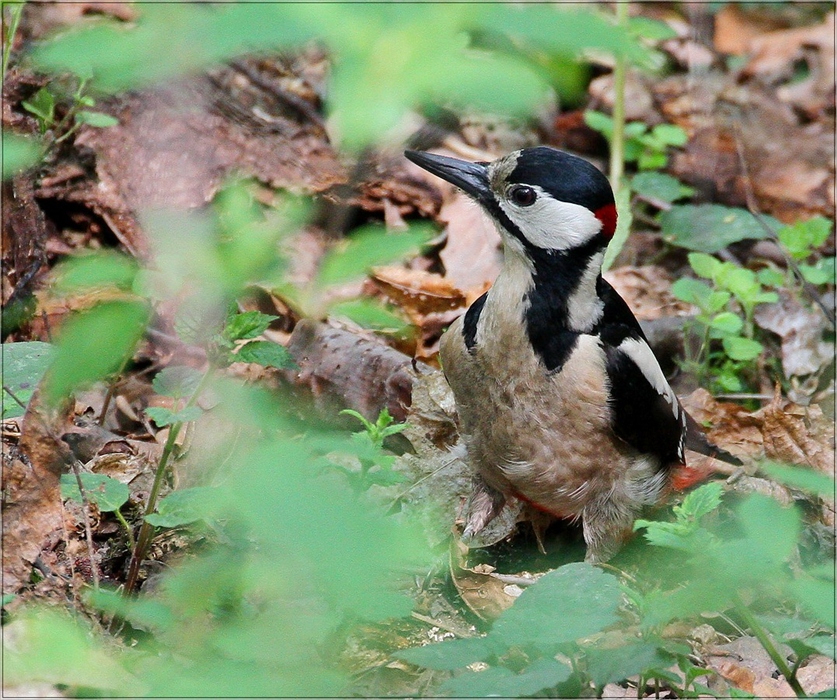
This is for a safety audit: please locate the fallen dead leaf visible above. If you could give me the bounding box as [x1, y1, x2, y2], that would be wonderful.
[371, 266, 466, 317]
[449, 535, 516, 621]
[714, 5, 789, 55]
[3, 390, 72, 593]
[605, 265, 693, 321]
[754, 292, 832, 378]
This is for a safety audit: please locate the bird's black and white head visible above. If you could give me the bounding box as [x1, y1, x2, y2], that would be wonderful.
[404, 146, 616, 262]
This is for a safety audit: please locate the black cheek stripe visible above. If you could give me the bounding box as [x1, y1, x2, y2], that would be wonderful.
[462, 291, 488, 352]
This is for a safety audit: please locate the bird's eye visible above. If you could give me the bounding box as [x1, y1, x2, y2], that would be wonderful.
[509, 185, 537, 207]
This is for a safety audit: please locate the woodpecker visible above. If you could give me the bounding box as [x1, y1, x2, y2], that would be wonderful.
[405, 146, 740, 563]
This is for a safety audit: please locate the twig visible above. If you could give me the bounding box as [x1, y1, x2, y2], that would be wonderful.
[410, 611, 474, 639]
[731, 124, 835, 328]
[69, 460, 100, 591]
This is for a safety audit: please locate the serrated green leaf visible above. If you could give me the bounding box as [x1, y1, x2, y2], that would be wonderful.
[75, 110, 119, 127]
[677, 482, 724, 521]
[152, 366, 204, 398]
[146, 405, 202, 427]
[1, 341, 56, 419]
[397, 636, 493, 671]
[633, 519, 694, 550]
[441, 666, 516, 698]
[661, 205, 777, 253]
[491, 563, 621, 648]
[60, 473, 129, 512]
[224, 311, 278, 341]
[235, 340, 296, 369]
[722, 336, 763, 361]
[778, 216, 832, 260]
[651, 123, 687, 147]
[584, 640, 670, 687]
[671, 278, 714, 308]
[145, 487, 217, 528]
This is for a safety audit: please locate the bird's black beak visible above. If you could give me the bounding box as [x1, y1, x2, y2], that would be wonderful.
[404, 150, 491, 203]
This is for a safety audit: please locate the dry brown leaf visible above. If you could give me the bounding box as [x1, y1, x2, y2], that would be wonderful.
[680, 389, 762, 462]
[755, 386, 835, 474]
[3, 390, 72, 593]
[371, 266, 466, 317]
[714, 5, 788, 55]
[718, 662, 756, 693]
[754, 293, 832, 378]
[605, 265, 693, 321]
[449, 535, 516, 621]
[438, 192, 502, 300]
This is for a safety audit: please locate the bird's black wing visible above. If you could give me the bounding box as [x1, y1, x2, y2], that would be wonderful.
[596, 280, 686, 466]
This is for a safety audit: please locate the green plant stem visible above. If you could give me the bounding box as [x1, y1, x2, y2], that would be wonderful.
[734, 599, 805, 698]
[2, 2, 24, 84]
[114, 508, 136, 550]
[608, 1, 628, 194]
[123, 368, 213, 596]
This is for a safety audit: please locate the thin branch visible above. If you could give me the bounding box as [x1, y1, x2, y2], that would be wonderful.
[69, 460, 100, 591]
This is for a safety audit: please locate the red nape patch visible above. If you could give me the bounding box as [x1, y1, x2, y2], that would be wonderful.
[594, 203, 618, 239]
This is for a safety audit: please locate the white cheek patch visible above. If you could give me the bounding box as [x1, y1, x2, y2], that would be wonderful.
[618, 337, 680, 419]
[497, 187, 603, 251]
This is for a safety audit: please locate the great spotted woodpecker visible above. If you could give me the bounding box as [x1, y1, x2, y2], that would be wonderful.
[405, 146, 740, 563]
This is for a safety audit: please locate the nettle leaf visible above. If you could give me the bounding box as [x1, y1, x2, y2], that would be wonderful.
[631, 172, 693, 204]
[75, 110, 119, 127]
[2, 133, 41, 178]
[584, 640, 670, 687]
[660, 205, 777, 253]
[441, 666, 516, 698]
[676, 481, 724, 521]
[1, 341, 56, 419]
[397, 636, 493, 671]
[60, 473, 129, 512]
[236, 340, 297, 369]
[224, 311, 278, 341]
[670, 278, 714, 308]
[633, 519, 693, 551]
[491, 563, 621, 648]
[722, 336, 763, 362]
[146, 405, 203, 427]
[144, 487, 217, 528]
[778, 216, 832, 260]
[152, 365, 204, 398]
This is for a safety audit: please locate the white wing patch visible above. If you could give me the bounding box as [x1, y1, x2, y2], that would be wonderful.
[566, 250, 605, 332]
[617, 337, 680, 418]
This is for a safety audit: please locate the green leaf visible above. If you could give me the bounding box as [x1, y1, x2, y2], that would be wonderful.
[21, 87, 55, 125]
[651, 123, 688, 147]
[709, 312, 743, 334]
[52, 250, 138, 294]
[661, 205, 777, 253]
[441, 666, 517, 698]
[721, 336, 763, 362]
[224, 311, 278, 341]
[2, 133, 41, 178]
[315, 227, 431, 287]
[688, 252, 723, 280]
[491, 563, 622, 648]
[778, 216, 832, 260]
[144, 487, 217, 528]
[152, 366, 204, 398]
[1, 341, 56, 419]
[757, 266, 787, 289]
[328, 298, 409, 333]
[584, 640, 670, 687]
[583, 110, 613, 137]
[43, 300, 149, 405]
[631, 172, 693, 203]
[759, 461, 836, 498]
[707, 290, 732, 313]
[800, 258, 835, 286]
[397, 636, 493, 671]
[75, 110, 119, 127]
[60, 473, 129, 512]
[637, 150, 667, 171]
[671, 278, 714, 308]
[676, 481, 724, 521]
[627, 16, 678, 41]
[633, 519, 694, 551]
[146, 405, 202, 427]
[235, 340, 297, 369]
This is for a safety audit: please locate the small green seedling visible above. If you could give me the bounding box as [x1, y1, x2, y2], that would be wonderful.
[61, 473, 135, 548]
[584, 110, 687, 171]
